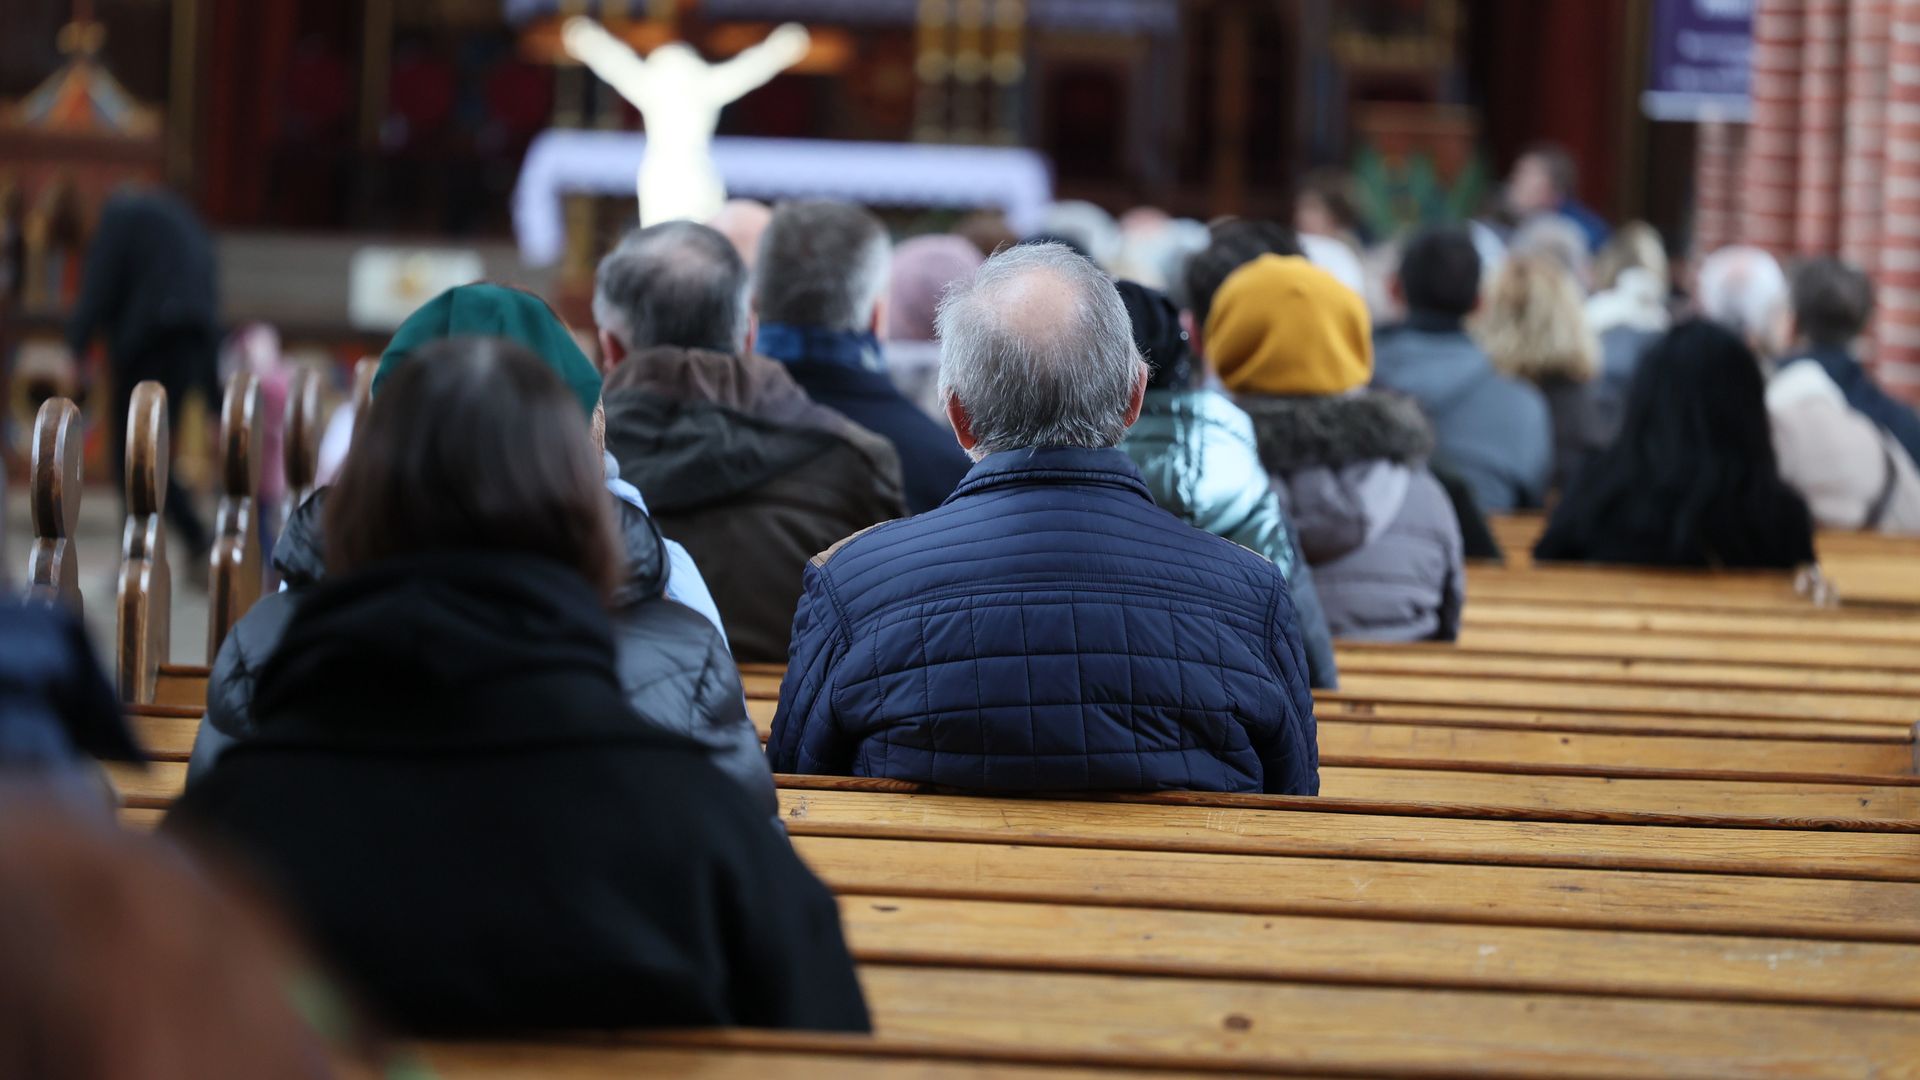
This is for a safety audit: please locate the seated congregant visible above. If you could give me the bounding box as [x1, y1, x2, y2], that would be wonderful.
[1473, 254, 1610, 495]
[192, 283, 771, 816]
[593, 221, 907, 663]
[1698, 246, 1920, 534]
[167, 340, 870, 1035]
[755, 201, 973, 512]
[1113, 280, 1339, 690]
[1372, 225, 1553, 513]
[1788, 256, 1920, 469]
[768, 243, 1319, 796]
[1209, 255, 1465, 642]
[1535, 320, 1817, 568]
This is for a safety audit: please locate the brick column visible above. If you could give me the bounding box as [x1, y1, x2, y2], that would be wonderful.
[1841, 0, 1891, 271]
[1874, 0, 1920, 393]
[1795, 0, 1847, 254]
[1694, 120, 1745, 257]
[1742, 0, 1807, 257]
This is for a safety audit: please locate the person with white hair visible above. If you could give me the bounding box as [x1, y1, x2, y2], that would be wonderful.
[769, 242, 1320, 797]
[1698, 245, 1920, 534]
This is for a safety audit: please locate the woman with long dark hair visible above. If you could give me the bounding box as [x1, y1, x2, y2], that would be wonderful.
[1534, 319, 1816, 568]
[167, 338, 869, 1036]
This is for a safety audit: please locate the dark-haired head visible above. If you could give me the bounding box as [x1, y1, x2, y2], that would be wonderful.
[1396, 225, 1482, 319]
[327, 336, 621, 597]
[1541, 319, 1811, 566]
[1180, 218, 1302, 327]
[1791, 257, 1875, 349]
[1115, 280, 1194, 390]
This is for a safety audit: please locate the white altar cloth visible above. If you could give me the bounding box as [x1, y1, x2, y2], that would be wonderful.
[512, 129, 1053, 265]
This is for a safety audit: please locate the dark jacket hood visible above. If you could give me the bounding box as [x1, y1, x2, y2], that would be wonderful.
[251, 552, 639, 749]
[270, 486, 667, 605]
[603, 346, 902, 513]
[1239, 391, 1435, 474]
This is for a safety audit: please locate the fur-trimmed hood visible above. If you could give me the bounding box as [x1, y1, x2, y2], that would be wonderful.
[1237, 390, 1435, 474]
[1239, 391, 1436, 566]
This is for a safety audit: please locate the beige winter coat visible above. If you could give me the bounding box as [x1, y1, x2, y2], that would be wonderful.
[1767, 359, 1920, 535]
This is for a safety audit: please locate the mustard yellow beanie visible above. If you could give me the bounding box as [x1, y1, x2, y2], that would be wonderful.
[1205, 255, 1373, 396]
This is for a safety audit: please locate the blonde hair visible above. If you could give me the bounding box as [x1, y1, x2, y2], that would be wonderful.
[1472, 254, 1600, 383]
[1594, 221, 1668, 294]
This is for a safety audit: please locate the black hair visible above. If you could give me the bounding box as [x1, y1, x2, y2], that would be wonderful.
[1181, 218, 1302, 326]
[327, 336, 620, 596]
[1790, 257, 1875, 348]
[594, 221, 749, 355]
[1115, 280, 1193, 390]
[1397, 225, 1482, 318]
[1534, 320, 1815, 569]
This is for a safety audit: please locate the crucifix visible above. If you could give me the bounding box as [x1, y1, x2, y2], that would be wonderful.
[561, 16, 811, 226]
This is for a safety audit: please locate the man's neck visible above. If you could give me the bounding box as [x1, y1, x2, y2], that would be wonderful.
[1404, 309, 1467, 334]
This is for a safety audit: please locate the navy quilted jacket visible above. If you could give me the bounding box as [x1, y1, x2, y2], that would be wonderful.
[767, 447, 1319, 795]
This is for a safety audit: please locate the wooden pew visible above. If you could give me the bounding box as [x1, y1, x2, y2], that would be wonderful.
[24, 397, 83, 607]
[115, 382, 171, 704]
[207, 371, 263, 660]
[1464, 598, 1920, 643]
[282, 365, 322, 528]
[831, 893, 1920, 1009]
[791, 833, 1920, 941]
[426, 992, 1920, 1080]
[777, 788, 1920, 881]
[425, 1037, 1206, 1080]
[1333, 641, 1920, 694]
[1452, 624, 1920, 671]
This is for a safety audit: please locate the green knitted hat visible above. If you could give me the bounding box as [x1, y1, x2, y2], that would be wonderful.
[374, 283, 602, 418]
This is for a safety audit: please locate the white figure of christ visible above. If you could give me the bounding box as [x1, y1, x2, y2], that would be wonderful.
[561, 16, 811, 226]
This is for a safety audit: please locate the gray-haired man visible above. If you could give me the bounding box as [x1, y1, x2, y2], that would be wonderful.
[768, 243, 1319, 796]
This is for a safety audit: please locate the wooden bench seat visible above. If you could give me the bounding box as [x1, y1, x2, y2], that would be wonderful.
[1463, 599, 1920, 642]
[423, 1036, 1218, 1080]
[778, 789, 1920, 881]
[854, 965, 1920, 1075]
[794, 835, 1920, 942]
[103, 755, 1920, 826]
[1334, 642, 1920, 695]
[1327, 673, 1920, 726]
[834, 894, 1920, 1009]
[126, 705, 1918, 777]
[1452, 626, 1920, 670]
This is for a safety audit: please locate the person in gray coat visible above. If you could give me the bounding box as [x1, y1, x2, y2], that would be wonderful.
[1373, 226, 1552, 513]
[1203, 254, 1465, 642]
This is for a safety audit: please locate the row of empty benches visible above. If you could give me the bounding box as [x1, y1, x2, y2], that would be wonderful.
[19, 372, 1920, 1076]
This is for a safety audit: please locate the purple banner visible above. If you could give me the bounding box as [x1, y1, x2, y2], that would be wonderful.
[1643, 0, 1753, 122]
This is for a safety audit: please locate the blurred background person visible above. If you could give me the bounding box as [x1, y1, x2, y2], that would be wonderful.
[1473, 253, 1608, 494]
[1536, 321, 1818, 567]
[885, 233, 983, 418]
[65, 187, 218, 573]
[1789, 256, 1920, 467]
[1502, 142, 1609, 251]
[1584, 221, 1672, 428]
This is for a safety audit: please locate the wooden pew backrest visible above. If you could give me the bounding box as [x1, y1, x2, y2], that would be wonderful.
[208, 371, 263, 661]
[25, 397, 83, 608]
[116, 381, 172, 703]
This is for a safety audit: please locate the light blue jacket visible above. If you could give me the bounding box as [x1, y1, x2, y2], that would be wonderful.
[1121, 389, 1339, 688]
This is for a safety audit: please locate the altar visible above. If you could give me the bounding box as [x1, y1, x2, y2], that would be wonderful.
[511, 129, 1052, 265]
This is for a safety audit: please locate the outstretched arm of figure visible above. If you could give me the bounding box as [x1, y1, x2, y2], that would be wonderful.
[703, 22, 811, 106]
[561, 16, 651, 105]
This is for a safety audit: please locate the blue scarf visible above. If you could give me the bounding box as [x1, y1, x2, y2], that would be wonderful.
[757, 323, 886, 374]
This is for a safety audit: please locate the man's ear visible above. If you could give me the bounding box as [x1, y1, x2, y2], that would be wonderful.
[742, 310, 759, 356]
[596, 329, 627, 375]
[870, 297, 889, 343]
[1121, 364, 1148, 431]
[1180, 309, 1205, 361]
[944, 392, 979, 454]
